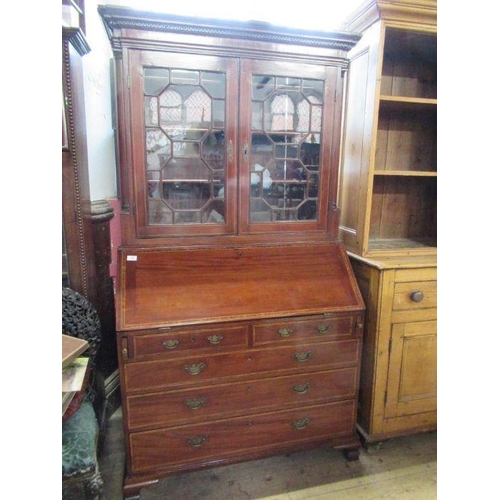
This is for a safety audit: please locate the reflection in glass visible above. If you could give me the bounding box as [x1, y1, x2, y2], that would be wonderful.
[144, 66, 227, 225]
[250, 74, 324, 222]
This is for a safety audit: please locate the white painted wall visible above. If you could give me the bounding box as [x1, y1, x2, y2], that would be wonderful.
[82, 0, 117, 201]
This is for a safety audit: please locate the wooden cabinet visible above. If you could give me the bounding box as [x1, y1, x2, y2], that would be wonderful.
[350, 255, 436, 443]
[337, 0, 437, 443]
[99, 6, 365, 498]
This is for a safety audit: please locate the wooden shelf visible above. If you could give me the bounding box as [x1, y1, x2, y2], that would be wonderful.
[374, 171, 437, 177]
[379, 95, 437, 110]
[368, 238, 437, 251]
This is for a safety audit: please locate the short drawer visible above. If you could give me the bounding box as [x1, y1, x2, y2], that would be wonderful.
[123, 339, 361, 392]
[129, 325, 248, 359]
[253, 315, 356, 346]
[392, 280, 437, 311]
[128, 400, 356, 474]
[126, 367, 358, 429]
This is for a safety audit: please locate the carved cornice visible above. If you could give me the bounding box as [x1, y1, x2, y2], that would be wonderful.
[341, 0, 437, 32]
[98, 5, 361, 53]
[62, 26, 91, 56]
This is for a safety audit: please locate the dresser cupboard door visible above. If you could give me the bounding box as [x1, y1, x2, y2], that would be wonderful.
[128, 50, 239, 237]
[384, 320, 437, 418]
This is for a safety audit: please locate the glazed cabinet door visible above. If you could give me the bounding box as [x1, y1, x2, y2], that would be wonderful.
[238, 59, 340, 234]
[385, 320, 437, 418]
[127, 50, 239, 237]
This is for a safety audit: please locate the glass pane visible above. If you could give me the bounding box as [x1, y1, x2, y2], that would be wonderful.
[201, 71, 225, 98]
[202, 132, 225, 169]
[146, 129, 170, 170]
[276, 76, 301, 91]
[143, 66, 227, 226]
[249, 73, 324, 223]
[302, 79, 324, 103]
[145, 97, 159, 126]
[144, 68, 169, 95]
[163, 182, 210, 210]
[252, 75, 275, 101]
[212, 100, 225, 128]
[161, 158, 210, 181]
[171, 69, 199, 85]
[251, 101, 264, 130]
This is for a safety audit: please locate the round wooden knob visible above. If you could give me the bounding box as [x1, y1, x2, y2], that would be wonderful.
[410, 290, 424, 303]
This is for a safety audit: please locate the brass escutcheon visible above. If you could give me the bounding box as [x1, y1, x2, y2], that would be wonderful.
[227, 140, 234, 163]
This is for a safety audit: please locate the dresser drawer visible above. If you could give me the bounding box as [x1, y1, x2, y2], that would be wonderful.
[123, 339, 361, 392]
[253, 315, 356, 346]
[126, 367, 358, 429]
[128, 325, 248, 359]
[392, 280, 437, 311]
[128, 400, 356, 474]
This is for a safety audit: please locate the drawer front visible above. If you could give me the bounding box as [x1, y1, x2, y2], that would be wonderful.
[123, 339, 361, 392]
[128, 400, 356, 473]
[253, 315, 356, 346]
[126, 367, 358, 429]
[392, 280, 437, 311]
[130, 325, 248, 358]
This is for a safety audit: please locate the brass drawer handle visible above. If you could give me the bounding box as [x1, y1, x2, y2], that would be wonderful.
[162, 339, 179, 350]
[293, 351, 312, 362]
[185, 397, 207, 410]
[183, 362, 207, 376]
[410, 290, 424, 303]
[207, 334, 224, 345]
[316, 325, 330, 334]
[291, 418, 310, 430]
[293, 383, 310, 394]
[278, 328, 293, 337]
[187, 435, 207, 447]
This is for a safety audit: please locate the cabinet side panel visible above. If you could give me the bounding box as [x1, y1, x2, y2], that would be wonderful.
[349, 260, 379, 433]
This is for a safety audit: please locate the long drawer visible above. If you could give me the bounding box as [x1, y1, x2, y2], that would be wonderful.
[123, 339, 361, 392]
[128, 400, 356, 474]
[126, 367, 358, 430]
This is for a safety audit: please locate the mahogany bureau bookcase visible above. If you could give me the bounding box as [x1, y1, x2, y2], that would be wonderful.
[98, 6, 364, 498]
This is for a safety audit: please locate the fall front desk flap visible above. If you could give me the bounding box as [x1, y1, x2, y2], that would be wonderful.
[116, 242, 364, 330]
